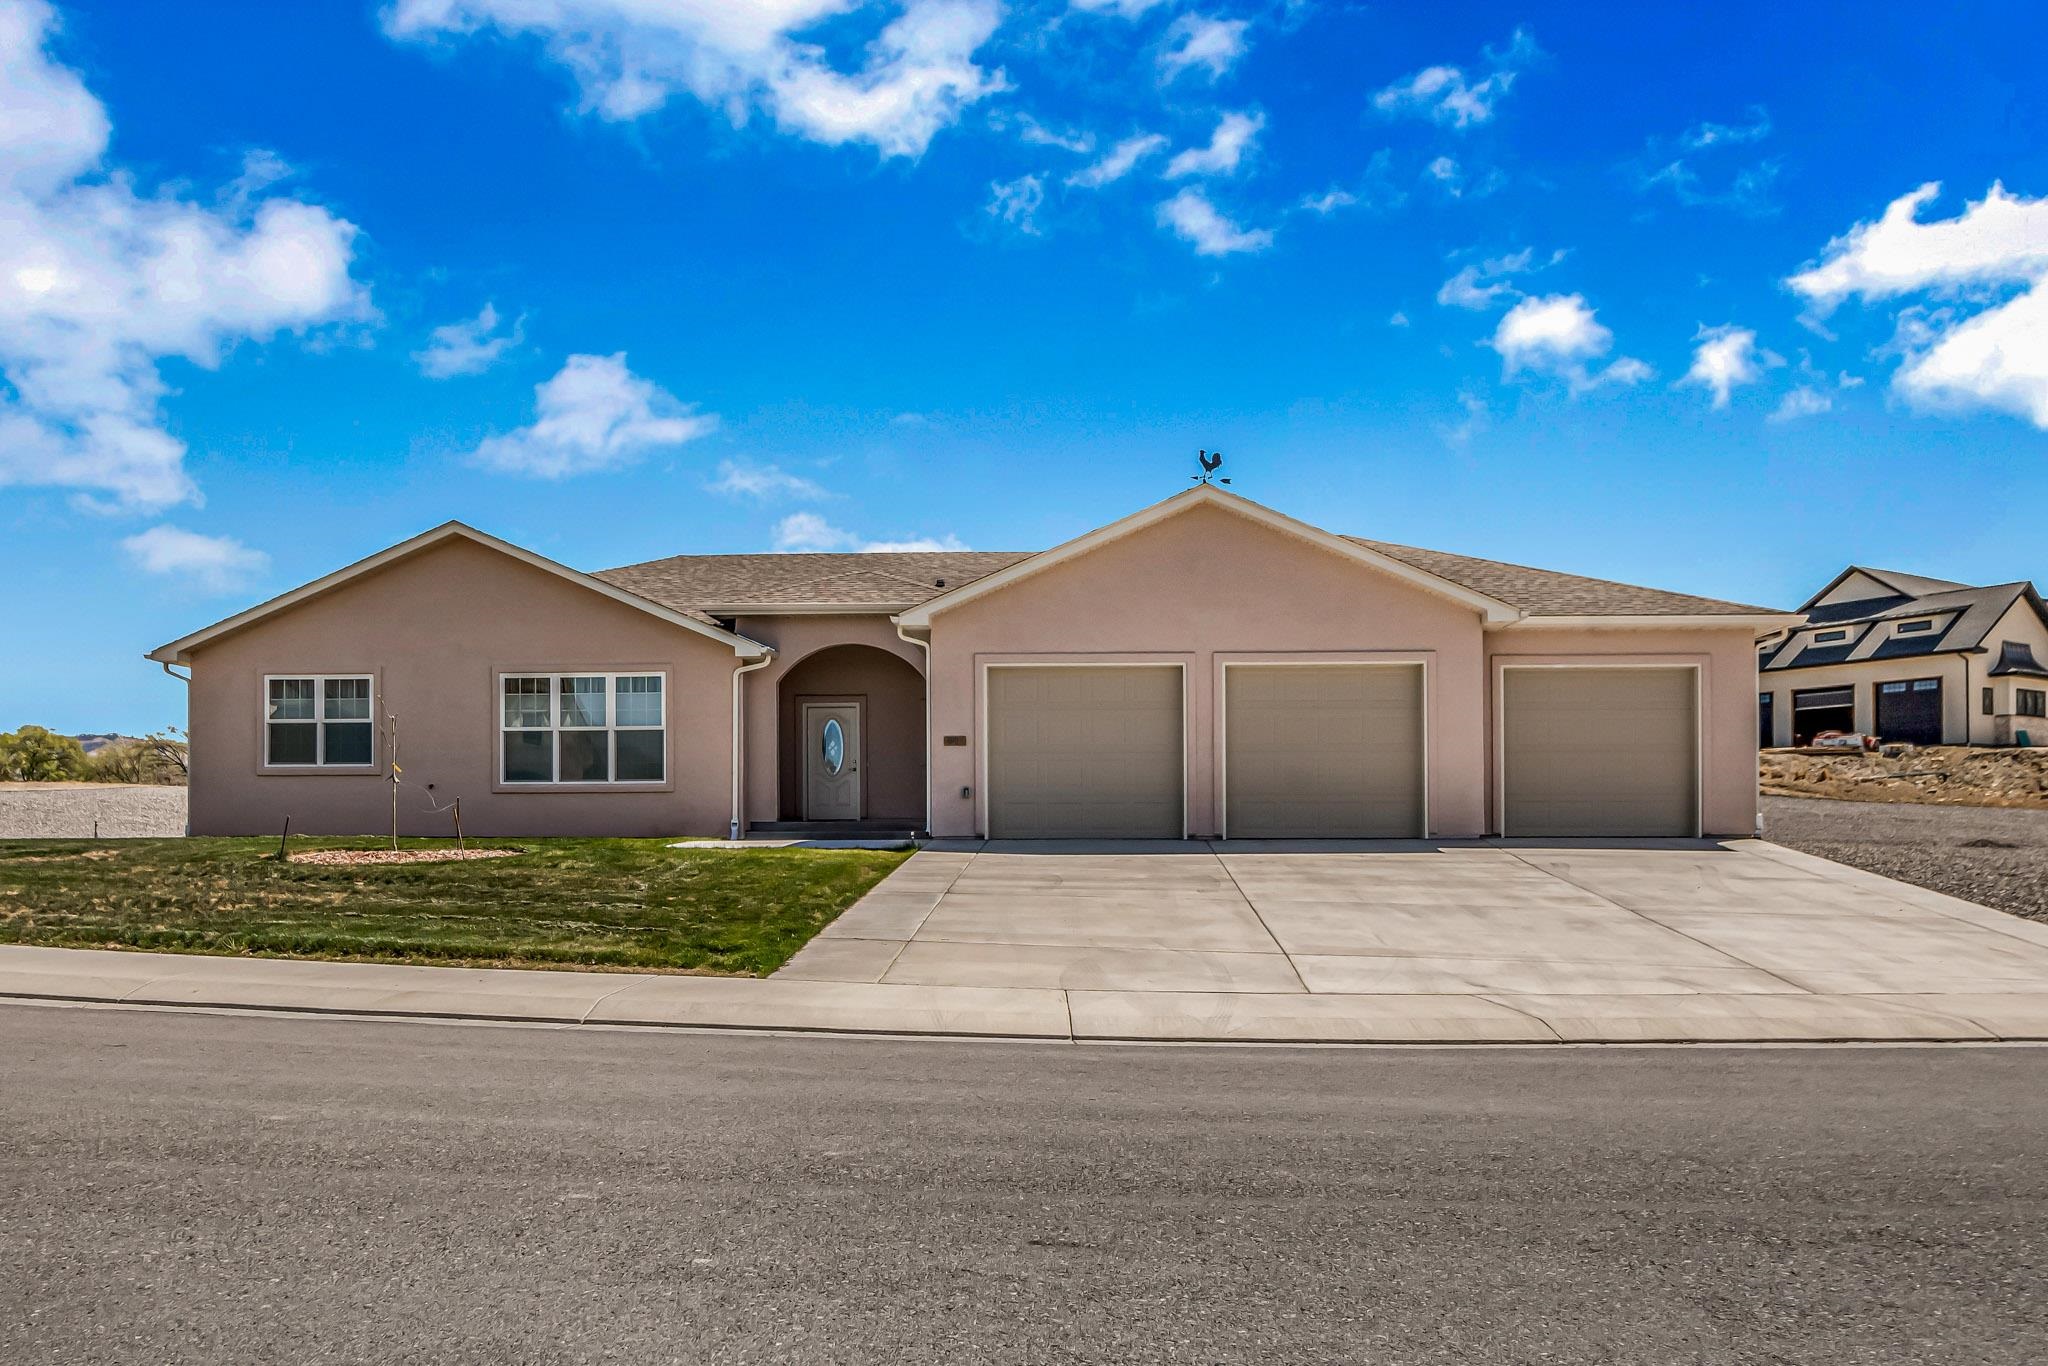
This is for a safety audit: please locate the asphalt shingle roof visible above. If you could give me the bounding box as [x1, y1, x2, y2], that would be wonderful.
[1760, 576, 2047, 673]
[596, 537, 1776, 620]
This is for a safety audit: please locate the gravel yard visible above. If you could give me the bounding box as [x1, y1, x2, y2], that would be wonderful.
[0, 784, 186, 838]
[1763, 794, 2048, 924]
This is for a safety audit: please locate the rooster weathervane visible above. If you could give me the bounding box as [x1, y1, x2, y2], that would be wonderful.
[1193, 449, 1230, 486]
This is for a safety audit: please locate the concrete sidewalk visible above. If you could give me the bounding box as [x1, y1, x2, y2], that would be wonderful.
[5, 838, 2048, 1044]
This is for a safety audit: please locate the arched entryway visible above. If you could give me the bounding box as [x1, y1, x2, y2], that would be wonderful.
[776, 644, 926, 823]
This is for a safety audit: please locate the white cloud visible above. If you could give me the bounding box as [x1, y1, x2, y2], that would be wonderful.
[1681, 324, 1776, 408]
[1436, 388, 1488, 447]
[1425, 154, 1462, 191]
[1372, 25, 1538, 129]
[1788, 181, 2048, 429]
[120, 525, 270, 592]
[1634, 106, 1778, 215]
[1387, 310, 1410, 327]
[0, 1, 369, 514]
[708, 459, 827, 500]
[383, 0, 1006, 159]
[1788, 181, 2048, 308]
[1296, 149, 1403, 217]
[1158, 15, 1249, 83]
[413, 302, 523, 378]
[1895, 283, 2048, 426]
[1684, 107, 1772, 149]
[1012, 114, 1092, 153]
[985, 173, 1045, 233]
[1769, 386, 1833, 423]
[1156, 186, 1272, 256]
[1066, 0, 1169, 14]
[471, 353, 715, 477]
[1435, 248, 1536, 310]
[1066, 131, 1165, 188]
[1491, 294, 1650, 394]
[773, 511, 965, 552]
[1163, 110, 1263, 178]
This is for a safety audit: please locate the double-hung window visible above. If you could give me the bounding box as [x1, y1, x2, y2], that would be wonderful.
[266, 676, 374, 767]
[501, 673, 665, 784]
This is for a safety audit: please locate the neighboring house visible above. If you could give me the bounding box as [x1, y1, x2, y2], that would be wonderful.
[1758, 567, 2048, 748]
[147, 486, 1790, 841]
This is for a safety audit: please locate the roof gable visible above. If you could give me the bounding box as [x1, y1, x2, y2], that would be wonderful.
[1802, 565, 1969, 612]
[147, 523, 772, 666]
[895, 486, 1523, 629]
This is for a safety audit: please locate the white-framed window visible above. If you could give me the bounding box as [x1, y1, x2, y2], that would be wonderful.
[1812, 629, 1849, 644]
[265, 675, 375, 767]
[1894, 619, 1935, 634]
[499, 672, 665, 785]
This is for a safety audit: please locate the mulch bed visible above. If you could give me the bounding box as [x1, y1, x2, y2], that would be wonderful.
[282, 848, 524, 866]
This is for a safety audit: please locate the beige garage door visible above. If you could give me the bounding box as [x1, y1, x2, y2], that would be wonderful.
[1502, 668, 1698, 837]
[986, 666, 1183, 838]
[1225, 664, 1424, 838]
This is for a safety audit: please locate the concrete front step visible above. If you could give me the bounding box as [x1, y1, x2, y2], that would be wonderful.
[750, 820, 922, 839]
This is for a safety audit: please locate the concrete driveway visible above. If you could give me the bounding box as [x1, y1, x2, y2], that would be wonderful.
[777, 837, 2048, 1041]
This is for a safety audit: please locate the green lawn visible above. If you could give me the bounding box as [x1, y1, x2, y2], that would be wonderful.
[0, 837, 911, 975]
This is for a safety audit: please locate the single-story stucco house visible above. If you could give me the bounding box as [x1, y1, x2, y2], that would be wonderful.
[1758, 567, 2048, 748]
[147, 486, 1792, 841]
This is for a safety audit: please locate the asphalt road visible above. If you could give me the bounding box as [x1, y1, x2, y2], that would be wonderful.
[3, 1005, 2043, 1365]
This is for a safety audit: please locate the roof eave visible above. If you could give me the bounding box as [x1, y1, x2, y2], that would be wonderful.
[1503, 613, 1802, 631]
[145, 522, 774, 666]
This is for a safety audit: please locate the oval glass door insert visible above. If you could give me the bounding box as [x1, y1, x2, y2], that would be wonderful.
[821, 718, 846, 775]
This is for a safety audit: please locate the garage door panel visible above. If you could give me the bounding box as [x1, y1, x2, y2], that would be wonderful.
[1503, 668, 1697, 838]
[1226, 664, 1424, 839]
[987, 667, 1183, 839]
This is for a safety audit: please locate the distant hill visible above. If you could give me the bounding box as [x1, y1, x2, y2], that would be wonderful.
[74, 734, 145, 755]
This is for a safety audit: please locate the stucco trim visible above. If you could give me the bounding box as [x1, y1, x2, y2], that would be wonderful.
[898, 486, 1523, 628]
[147, 522, 774, 666]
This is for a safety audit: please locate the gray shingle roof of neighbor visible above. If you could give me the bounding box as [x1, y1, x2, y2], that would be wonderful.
[1760, 573, 2048, 673]
[596, 538, 1779, 620]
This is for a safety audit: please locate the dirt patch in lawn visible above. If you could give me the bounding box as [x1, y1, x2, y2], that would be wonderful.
[1762, 795, 2048, 924]
[284, 848, 524, 866]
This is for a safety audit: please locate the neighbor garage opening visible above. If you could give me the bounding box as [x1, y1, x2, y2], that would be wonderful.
[984, 665, 1184, 838]
[1500, 667, 1699, 838]
[1223, 663, 1424, 838]
[1791, 685, 1855, 746]
[1875, 677, 1943, 745]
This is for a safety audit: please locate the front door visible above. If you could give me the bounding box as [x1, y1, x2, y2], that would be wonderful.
[804, 703, 861, 821]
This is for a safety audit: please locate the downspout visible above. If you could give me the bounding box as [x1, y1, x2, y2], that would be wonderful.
[158, 660, 192, 835]
[895, 620, 932, 838]
[730, 652, 775, 840]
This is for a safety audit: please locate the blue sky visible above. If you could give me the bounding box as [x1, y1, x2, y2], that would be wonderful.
[4, 0, 2046, 735]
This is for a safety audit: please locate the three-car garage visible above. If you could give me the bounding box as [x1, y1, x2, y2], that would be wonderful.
[980, 660, 1703, 840]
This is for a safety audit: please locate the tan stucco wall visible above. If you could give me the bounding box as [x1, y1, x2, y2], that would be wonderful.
[184, 538, 740, 837]
[923, 501, 1492, 838]
[733, 615, 926, 825]
[1487, 627, 1763, 837]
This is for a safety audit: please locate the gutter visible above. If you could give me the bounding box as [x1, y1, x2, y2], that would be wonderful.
[895, 620, 933, 838]
[157, 660, 193, 836]
[729, 652, 776, 839]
